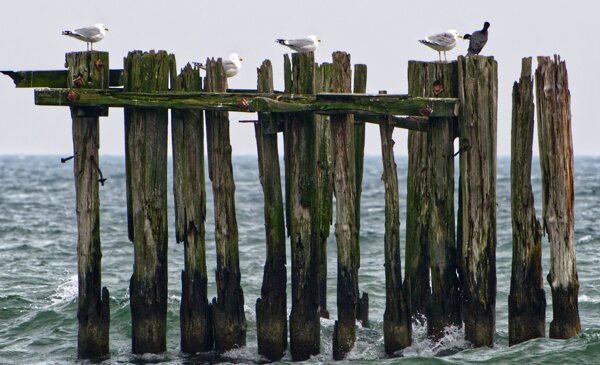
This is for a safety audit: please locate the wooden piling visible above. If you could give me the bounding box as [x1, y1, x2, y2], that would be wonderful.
[353, 64, 369, 328]
[508, 57, 546, 345]
[457, 55, 498, 347]
[284, 52, 320, 361]
[204, 58, 247, 351]
[330, 51, 359, 360]
[254, 60, 287, 361]
[172, 64, 213, 353]
[314, 62, 333, 319]
[535, 55, 580, 339]
[67, 51, 110, 359]
[407, 61, 461, 335]
[124, 50, 174, 354]
[379, 93, 412, 355]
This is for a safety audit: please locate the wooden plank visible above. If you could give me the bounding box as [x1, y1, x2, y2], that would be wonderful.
[255, 60, 287, 362]
[68, 51, 110, 360]
[204, 58, 247, 351]
[124, 50, 173, 354]
[34, 88, 458, 117]
[508, 57, 546, 345]
[458, 55, 498, 347]
[1, 69, 123, 88]
[535, 55, 580, 339]
[171, 64, 213, 353]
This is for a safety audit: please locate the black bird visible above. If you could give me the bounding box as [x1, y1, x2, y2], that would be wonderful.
[463, 22, 490, 56]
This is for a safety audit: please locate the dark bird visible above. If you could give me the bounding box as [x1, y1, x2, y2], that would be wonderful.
[463, 22, 490, 56]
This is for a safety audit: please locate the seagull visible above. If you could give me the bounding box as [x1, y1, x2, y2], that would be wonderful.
[275, 35, 320, 53]
[62, 23, 108, 51]
[463, 22, 490, 56]
[194, 53, 243, 78]
[418, 29, 461, 61]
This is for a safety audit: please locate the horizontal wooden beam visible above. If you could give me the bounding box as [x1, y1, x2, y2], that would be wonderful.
[34, 89, 459, 118]
[1, 70, 124, 88]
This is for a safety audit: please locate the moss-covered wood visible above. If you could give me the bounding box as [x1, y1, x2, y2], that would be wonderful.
[204, 58, 247, 351]
[34, 88, 458, 117]
[67, 51, 110, 360]
[380, 109, 412, 355]
[330, 52, 358, 360]
[284, 52, 320, 361]
[458, 55, 498, 347]
[124, 50, 173, 354]
[508, 57, 546, 345]
[254, 60, 287, 361]
[535, 55, 580, 340]
[314, 62, 333, 320]
[171, 64, 213, 353]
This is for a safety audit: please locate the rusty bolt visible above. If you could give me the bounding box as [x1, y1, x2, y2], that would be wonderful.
[67, 90, 80, 102]
[237, 97, 249, 110]
[95, 59, 105, 71]
[73, 75, 85, 88]
[420, 106, 433, 116]
[432, 80, 444, 96]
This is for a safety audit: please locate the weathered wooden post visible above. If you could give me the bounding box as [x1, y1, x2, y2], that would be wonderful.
[66, 51, 110, 359]
[457, 55, 498, 347]
[283, 52, 320, 361]
[330, 51, 359, 360]
[353, 64, 369, 327]
[508, 57, 546, 345]
[172, 64, 213, 353]
[314, 62, 333, 319]
[379, 91, 412, 354]
[408, 61, 461, 336]
[124, 50, 174, 354]
[535, 55, 580, 339]
[204, 58, 247, 351]
[255, 60, 287, 361]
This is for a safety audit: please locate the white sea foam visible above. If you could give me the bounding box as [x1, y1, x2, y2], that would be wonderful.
[48, 273, 77, 307]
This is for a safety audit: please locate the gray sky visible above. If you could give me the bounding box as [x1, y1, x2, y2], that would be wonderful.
[1, 0, 597, 156]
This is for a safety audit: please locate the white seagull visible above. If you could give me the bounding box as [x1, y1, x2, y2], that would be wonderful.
[418, 29, 462, 61]
[195, 53, 243, 78]
[62, 23, 109, 51]
[275, 35, 320, 53]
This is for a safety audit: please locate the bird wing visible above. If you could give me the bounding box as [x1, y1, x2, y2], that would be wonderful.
[72, 25, 101, 39]
[283, 37, 315, 48]
[468, 31, 488, 54]
[426, 32, 456, 47]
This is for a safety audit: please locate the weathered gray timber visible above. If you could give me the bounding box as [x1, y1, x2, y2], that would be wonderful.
[458, 55, 498, 347]
[254, 60, 287, 361]
[67, 51, 110, 359]
[330, 52, 359, 360]
[171, 64, 213, 353]
[314, 62, 333, 320]
[379, 95, 412, 355]
[204, 58, 247, 351]
[1, 69, 123, 88]
[419, 61, 462, 336]
[353, 64, 369, 328]
[535, 55, 580, 339]
[284, 52, 321, 361]
[124, 50, 173, 354]
[508, 58, 546, 345]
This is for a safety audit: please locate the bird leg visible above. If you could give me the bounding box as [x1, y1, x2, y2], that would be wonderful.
[438, 51, 442, 62]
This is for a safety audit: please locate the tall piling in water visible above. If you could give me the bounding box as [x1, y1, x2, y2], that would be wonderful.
[535, 55, 580, 339]
[284, 52, 321, 361]
[408, 61, 461, 336]
[255, 60, 287, 361]
[508, 57, 545, 345]
[67, 51, 110, 359]
[457, 55, 498, 347]
[172, 64, 213, 353]
[124, 50, 174, 354]
[330, 51, 359, 360]
[204, 58, 247, 351]
[379, 92, 412, 354]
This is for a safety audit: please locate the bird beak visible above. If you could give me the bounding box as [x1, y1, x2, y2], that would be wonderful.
[105, 27, 109, 31]
[318, 39, 322, 43]
[239, 57, 244, 62]
[457, 35, 463, 39]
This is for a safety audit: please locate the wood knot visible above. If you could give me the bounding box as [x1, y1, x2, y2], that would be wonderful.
[432, 80, 444, 96]
[73, 74, 85, 88]
[420, 106, 433, 116]
[237, 97, 249, 110]
[67, 90, 80, 102]
[95, 59, 105, 71]
[64, 62, 69, 69]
